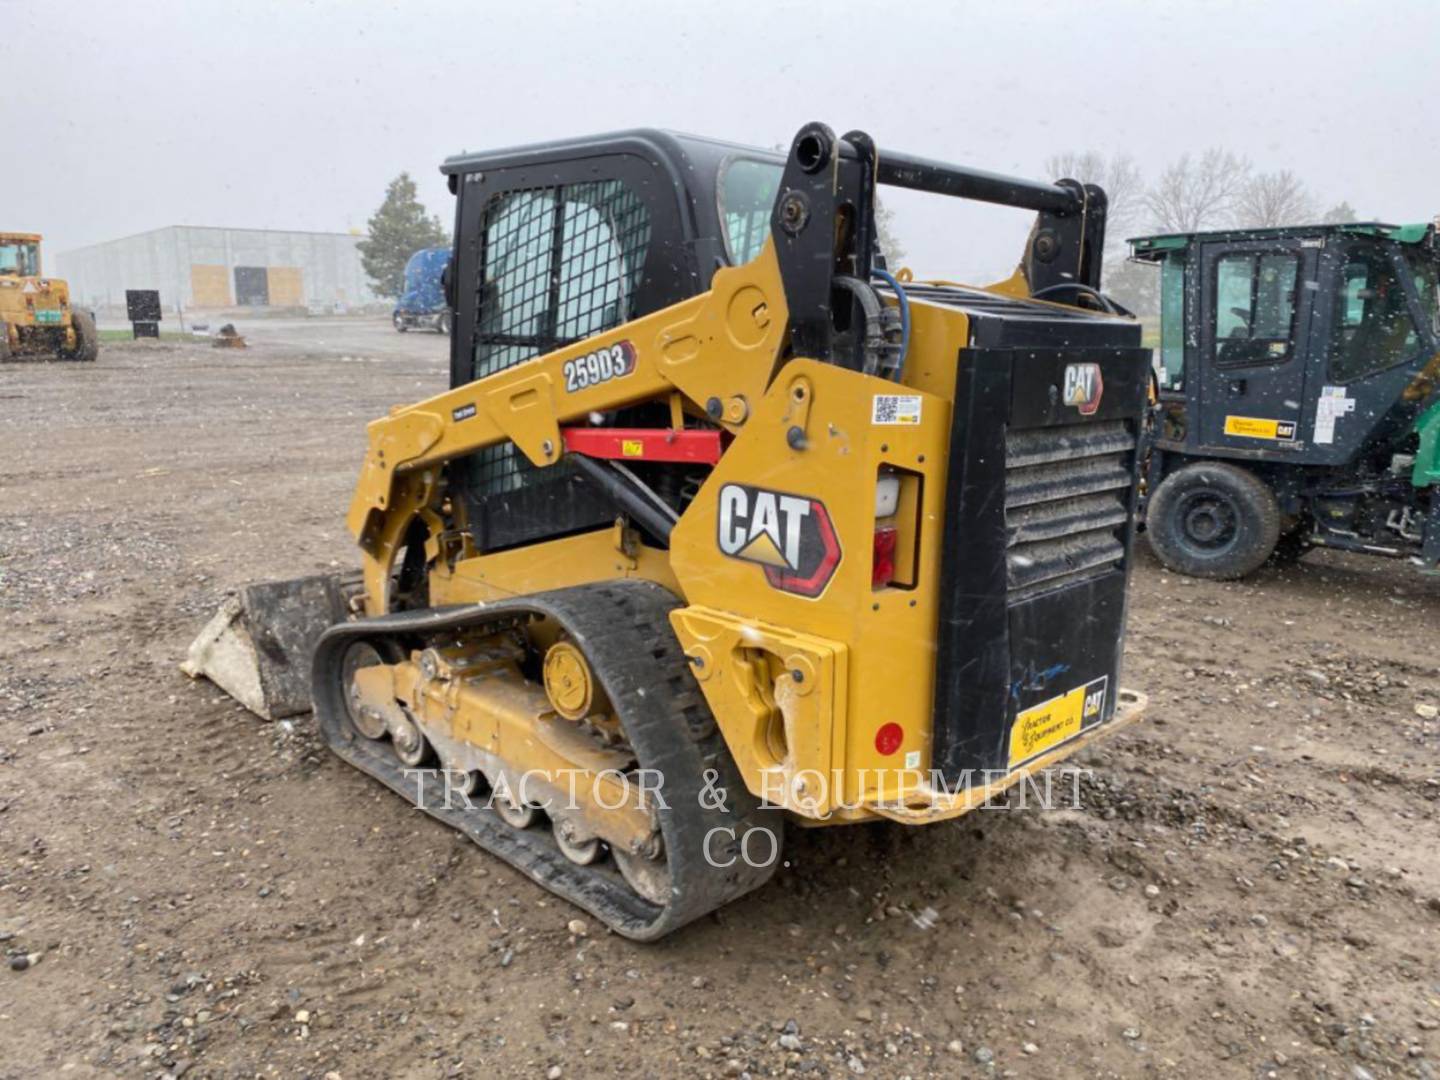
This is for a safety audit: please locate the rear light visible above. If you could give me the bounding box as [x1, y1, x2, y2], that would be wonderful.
[875, 722, 904, 756]
[873, 468, 901, 588]
[872, 526, 898, 588]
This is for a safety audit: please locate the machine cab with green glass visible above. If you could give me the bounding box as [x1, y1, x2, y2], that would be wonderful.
[1131, 222, 1440, 579]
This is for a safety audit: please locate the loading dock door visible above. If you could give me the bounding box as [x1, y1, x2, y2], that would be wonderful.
[234, 266, 269, 306]
[190, 264, 232, 307]
[266, 266, 304, 306]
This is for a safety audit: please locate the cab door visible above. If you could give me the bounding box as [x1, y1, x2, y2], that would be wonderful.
[1197, 238, 1318, 453]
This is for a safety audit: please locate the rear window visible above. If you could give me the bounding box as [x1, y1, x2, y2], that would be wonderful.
[717, 158, 782, 265]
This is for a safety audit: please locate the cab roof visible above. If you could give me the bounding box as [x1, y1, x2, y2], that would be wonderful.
[440, 128, 781, 177]
[1130, 221, 1435, 258]
[0, 233, 42, 244]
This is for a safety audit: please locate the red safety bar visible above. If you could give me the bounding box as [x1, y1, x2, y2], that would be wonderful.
[561, 427, 723, 464]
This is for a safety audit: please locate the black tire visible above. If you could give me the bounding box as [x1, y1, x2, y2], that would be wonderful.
[1146, 461, 1281, 580]
[438, 310, 452, 336]
[61, 310, 99, 362]
[0, 322, 10, 362]
[393, 312, 408, 332]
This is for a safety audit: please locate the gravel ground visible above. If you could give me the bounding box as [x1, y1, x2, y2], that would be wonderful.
[2, 329, 1438, 1079]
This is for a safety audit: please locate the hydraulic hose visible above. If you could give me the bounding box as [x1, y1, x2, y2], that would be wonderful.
[870, 267, 911, 374]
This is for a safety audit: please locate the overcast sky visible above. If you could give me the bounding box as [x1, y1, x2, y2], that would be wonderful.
[6, 0, 1438, 283]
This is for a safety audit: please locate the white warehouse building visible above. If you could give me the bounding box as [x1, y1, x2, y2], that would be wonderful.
[55, 226, 378, 315]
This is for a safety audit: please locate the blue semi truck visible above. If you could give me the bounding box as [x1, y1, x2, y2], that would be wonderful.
[393, 246, 452, 334]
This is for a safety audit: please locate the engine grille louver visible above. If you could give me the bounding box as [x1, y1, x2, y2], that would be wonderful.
[1005, 420, 1135, 598]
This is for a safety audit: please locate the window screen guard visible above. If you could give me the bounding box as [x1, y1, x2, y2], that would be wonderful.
[469, 180, 652, 498]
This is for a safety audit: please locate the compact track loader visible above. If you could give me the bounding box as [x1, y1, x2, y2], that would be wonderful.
[188, 123, 1152, 939]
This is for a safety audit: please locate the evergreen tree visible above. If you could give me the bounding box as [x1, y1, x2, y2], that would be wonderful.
[1321, 201, 1359, 224]
[358, 173, 447, 299]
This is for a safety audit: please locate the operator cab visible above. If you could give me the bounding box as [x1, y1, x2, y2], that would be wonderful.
[437, 131, 787, 552]
[1133, 222, 1440, 465]
[1132, 222, 1440, 578]
[0, 234, 43, 277]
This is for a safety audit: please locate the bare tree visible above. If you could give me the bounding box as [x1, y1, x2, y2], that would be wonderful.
[1045, 151, 1145, 236]
[1043, 150, 1152, 312]
[1233, 169, 1317, 228]
[1105, 257, 1161, 316]
[874, 197, 906, 264]
[1144, 149, 1251, 233]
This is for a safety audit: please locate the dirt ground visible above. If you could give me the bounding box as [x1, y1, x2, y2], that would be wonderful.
[2, 326, 1438, 1080]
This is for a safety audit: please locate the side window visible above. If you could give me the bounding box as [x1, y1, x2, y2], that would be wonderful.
[1158, 253, 1186, 390]
[1329, 247, 1419, 382]
[1212, 251, 1299, 366]
[718, 158, 782, 265]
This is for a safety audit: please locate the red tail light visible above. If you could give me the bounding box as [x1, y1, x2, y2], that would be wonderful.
[872, 526, 898, 588]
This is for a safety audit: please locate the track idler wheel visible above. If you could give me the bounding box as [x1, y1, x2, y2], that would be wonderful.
[615, 841, 671, 906]
[341, 641, 391, 740]
[390, 709, 432, 767]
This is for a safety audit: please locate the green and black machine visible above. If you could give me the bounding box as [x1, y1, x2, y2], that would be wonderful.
[1131, 221, 1440, 578]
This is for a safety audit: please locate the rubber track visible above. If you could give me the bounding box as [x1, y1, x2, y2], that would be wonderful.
[311, 581, 781, 941]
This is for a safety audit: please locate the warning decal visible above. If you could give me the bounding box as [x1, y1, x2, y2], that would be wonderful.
[1313, 386, 1356, 445]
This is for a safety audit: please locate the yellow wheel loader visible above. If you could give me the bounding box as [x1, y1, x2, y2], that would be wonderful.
[185, 123, 1151, 939]
[0, 233, 98, 361]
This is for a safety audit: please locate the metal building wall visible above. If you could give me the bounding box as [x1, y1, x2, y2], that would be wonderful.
[54, 227, 184, 312]
[55, 227, 377, 314]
